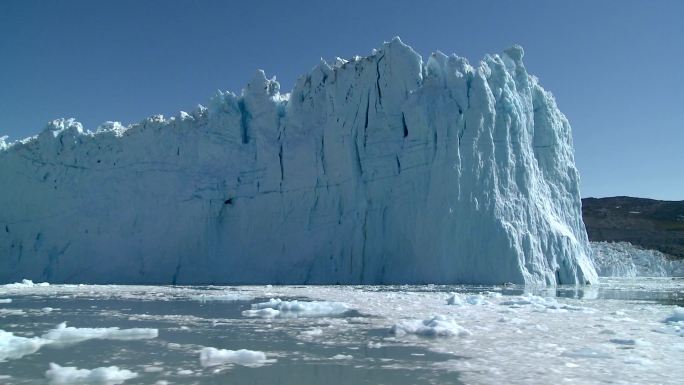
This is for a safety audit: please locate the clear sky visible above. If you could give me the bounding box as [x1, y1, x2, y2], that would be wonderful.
[1, 0, 682, 200]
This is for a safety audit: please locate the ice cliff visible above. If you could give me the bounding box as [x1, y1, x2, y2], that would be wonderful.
[0, 38, 597, 285]
[591, 242, 684, 277]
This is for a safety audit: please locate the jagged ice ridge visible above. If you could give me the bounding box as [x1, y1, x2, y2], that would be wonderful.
[0, 38, 597, 285]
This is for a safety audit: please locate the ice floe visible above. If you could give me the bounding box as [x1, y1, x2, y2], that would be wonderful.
[329, 354, 353, 360]
[242, 299, 349, 318]
[0, 322, 158, 361]
[0, 330, 46, 361]
[446, 292, 500, 306]
[42, 322, 158, 345]
[199, 347, 271, 367]
[189, 292, 254, 302]
[2, 279, 49, 288]
[45, 363, 137, 385]
[499, 293, 587, 311]
[391, 315, 471, 337]
[663, 307, 684, 323]
[241, 307, 281, 318]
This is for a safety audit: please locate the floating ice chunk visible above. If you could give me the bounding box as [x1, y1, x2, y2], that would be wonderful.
[499, 293, 583, 311]
[609, 338, 649, 346]
[0, 330, 48, 361]
[189, 292, 254, 302]
[465, 294, 488, 305]
[300, 328, 324, 338]
[2, 279, 49, 288]
[446, 293, 465, 306]
[561, 347, 613, 359]
[45, 363, 137, 385]
[243, 299, 349, 318]
[447, 292, 499, 306]
[241, 308, 281, 318]
[663, 307, 684, 323]
[41, 322, 158, 345]
[390, 315, 471, 337]
[199, 347, 270, 367]
[330, 354, 353, 360]
[0, 299, 11, 303]
[500, 293, 552, 307]
[0, 309, 25, 316]
[623, 356, 654, 366]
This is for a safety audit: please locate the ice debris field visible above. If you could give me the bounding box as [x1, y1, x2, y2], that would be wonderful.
[0, 38, 595, 286]
[0, 278, 682, 385]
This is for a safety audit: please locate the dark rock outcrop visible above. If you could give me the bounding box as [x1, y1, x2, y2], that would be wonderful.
[582, 196, 684, 259]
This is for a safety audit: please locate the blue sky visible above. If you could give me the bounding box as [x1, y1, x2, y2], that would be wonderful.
[1, 0, 682, 200]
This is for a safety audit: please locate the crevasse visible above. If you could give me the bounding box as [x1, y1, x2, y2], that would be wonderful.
[0, 38, 597, 285]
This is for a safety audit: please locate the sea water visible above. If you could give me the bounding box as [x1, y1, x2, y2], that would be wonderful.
[0, 278, 682, 384]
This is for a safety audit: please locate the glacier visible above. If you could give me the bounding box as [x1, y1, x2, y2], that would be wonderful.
[591, 241, 684, 277]
[0, 38, 597, 285]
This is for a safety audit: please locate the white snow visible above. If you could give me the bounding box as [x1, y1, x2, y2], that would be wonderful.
[591, 242, 684, 277]
[242, 298, 349, 318]
[45, 363, 137, 385]
[391, 315, 471, 337]
[41, 322, 158, 345]
[199, 347, 270, 367]
[0, 38, 596, 286]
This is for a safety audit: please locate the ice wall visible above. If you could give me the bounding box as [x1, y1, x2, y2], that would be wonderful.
[0, 38, 597, 285]
[591, 242, 684, 277]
